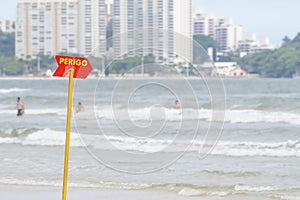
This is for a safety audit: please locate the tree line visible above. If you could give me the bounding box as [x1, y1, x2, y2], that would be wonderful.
[1, 30, 300, 78]
[238, 33, 300, 78]
[193, 33, 300, 78]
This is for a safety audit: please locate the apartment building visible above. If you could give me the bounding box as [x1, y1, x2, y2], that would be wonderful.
[113, 0, 192, 65]
[15, 0, 106, 59]
[239, 33, 276, 56]
[193, 8, 217, 37]
[78, 0, 106, 56]
[215, 20, 242, 52]
[193, 8, 243, 53]
[0, 18, 15, 33]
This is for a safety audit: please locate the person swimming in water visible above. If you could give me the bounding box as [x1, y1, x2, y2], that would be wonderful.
[173, 100, 181, 109]
[16, 97, 25, 116]
[75, 102, 84, 113]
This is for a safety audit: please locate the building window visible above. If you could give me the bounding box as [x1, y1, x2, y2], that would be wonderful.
[32, 14, 38, 20]
[32, 3, 38, 8]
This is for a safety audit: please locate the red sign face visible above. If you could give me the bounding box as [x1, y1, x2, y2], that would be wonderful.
[53, 55, 92, 79]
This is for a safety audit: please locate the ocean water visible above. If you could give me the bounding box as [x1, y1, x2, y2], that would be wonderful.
[0, 78, 300, 199]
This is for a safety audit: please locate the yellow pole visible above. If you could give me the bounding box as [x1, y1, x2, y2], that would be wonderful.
[62, 70, 74, 200]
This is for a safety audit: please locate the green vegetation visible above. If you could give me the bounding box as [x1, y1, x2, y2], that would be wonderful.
[109, 55, 155, 75]
[0, 30, 14, 57]
[1, 29, 300, 78]
[238, 33, 300, 78]
[193, 33, 300, 78]
[0, 56, 23, 75]
[193, 34, 218, 50]
[193, 35, 218, 64]
[0, 31, 22, 75]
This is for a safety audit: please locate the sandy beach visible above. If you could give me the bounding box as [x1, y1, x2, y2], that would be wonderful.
[0, 185, 204, 200]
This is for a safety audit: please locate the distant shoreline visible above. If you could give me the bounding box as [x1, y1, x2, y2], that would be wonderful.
[0, 75, 264, 80]
[0, 76, 61, 80]
[0, 75, 209, 80]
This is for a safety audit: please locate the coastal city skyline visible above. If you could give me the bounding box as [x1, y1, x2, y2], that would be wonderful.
[0, 0, 299, 46]
[12, 0, 193, 65]
[0, 2, 299, 199]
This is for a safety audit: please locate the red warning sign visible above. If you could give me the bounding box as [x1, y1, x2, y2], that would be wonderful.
[53, 55, 92, 79]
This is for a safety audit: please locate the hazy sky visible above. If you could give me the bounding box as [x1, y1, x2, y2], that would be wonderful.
[193, 0, 300, 46]
[1, 0, 299, 46]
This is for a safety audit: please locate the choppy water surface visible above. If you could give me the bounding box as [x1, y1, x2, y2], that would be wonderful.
[0, 78, 299, 199]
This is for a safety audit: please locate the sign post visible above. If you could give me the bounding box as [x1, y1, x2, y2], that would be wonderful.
[62, 69, 73, 200]
[53, 55, 92, 200]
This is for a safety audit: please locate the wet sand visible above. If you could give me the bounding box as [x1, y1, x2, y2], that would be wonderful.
[0, 184, 200, 200]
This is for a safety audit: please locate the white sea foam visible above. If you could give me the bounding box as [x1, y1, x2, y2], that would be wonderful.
[1, 127, 299, 157]
[234, 184, 278, 192]
[0, 127, 33, 136]
[225, 109, 300, 125]
[211, 140, 300, 157]
[79, 134, 174, 153]
[0, 129, 84, 147]
[3, 104, 298, 125]
[0, 88, 31, 94]
[84, 134, 300, 157]
[0, 177, 61, 187]
[25, 108, 66, 115]
[10, 109, 65, 116]
[178, 188, 202, 196]
[96, 107, 184, 121]
[102, 135, 174, 153]
[95, 107, 300, 125]
[0, 177, 155, 190]
[178, 187, 230, 197]
[0, 110, 18, 114]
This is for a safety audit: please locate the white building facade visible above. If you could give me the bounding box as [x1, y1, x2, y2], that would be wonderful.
[15, 0, 106, 59]
[192, 8, 217, 37]
[78, 0, 106, 56]
[238, 33, 276, 56]
[215, 22, 242, 52]
[193, 8, 243, 53]
[0, 18, 15, 33]
[174, 0, 193, 64]
[113, 0, 192, 65]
